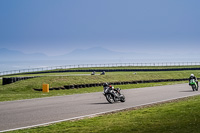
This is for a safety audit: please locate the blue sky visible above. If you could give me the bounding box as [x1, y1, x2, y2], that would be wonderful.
[0, 0, 200, 56]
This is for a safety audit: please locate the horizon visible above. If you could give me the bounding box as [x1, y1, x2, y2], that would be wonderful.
[1, 46, 200, 58]
[1, 46, 200, 72]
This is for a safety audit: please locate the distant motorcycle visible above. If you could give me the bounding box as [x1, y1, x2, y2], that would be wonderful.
[189, 79, 198, 91]
[103, 85, 125, 103]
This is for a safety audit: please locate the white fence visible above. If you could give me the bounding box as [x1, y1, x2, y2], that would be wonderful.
[1, 62, 200, 76]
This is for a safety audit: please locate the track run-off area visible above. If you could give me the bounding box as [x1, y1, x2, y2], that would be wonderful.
[0, 83, 200, 132]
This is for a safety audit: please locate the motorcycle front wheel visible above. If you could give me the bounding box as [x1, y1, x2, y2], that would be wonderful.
[105, 94, 115, 104]
[120, 95, 125, 102]
[192, 85, 196, 91]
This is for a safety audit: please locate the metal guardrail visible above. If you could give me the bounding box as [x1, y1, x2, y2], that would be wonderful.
[1, 62, 200, 76]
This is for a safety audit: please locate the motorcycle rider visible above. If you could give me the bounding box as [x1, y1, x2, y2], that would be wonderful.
[103, 82, 109, 93]
[103, 83, 114, 93]
[103, 83, 121, 96]
[189, 74, 198, 87]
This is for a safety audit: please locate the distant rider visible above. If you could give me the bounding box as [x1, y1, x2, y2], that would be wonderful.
[91, 71, 95, 75]
[101, 71, 105, 75]
[189, 74, 198, 87]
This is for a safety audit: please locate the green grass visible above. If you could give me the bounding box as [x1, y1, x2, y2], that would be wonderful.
[3, 70, 200, 80]
[0, 70, 199, 102]
[8, 95, 200, 133]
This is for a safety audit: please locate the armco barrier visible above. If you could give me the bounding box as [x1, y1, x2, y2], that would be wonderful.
[33, 78, 190, 91]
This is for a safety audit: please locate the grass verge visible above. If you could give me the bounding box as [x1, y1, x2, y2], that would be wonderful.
[8, 94, 200, 133]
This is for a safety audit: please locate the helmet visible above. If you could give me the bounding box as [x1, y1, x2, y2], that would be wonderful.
[109, 85, 114, 89]
[103, 83, 109, 87]
[191, 74, 194, 77]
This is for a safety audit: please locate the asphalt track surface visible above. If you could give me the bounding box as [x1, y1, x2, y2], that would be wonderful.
[0, 83, 200, 132]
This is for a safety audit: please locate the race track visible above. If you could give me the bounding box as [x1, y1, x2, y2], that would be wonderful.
[0, 83, 200, 132]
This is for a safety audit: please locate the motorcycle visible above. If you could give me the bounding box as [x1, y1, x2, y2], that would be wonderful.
[103, 86, 125, 103]
[189, 79, 198, 91]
